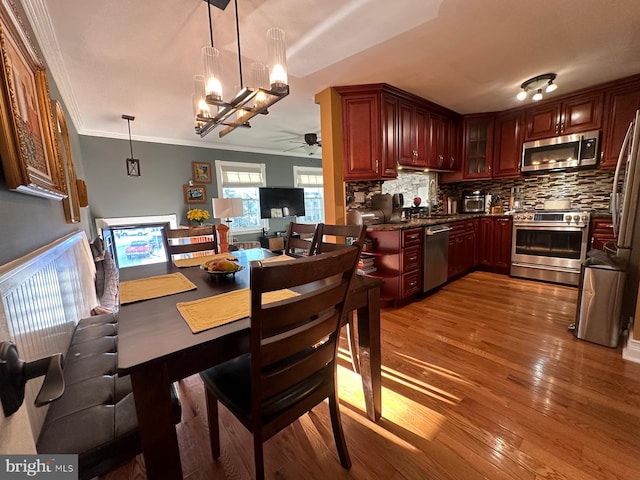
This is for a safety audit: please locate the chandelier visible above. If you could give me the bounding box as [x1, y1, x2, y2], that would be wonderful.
[193, 0, 289, 138]
[516, 73, 558, 102]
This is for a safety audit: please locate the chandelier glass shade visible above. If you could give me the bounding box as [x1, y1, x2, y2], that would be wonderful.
[516, 73, 558, 102]
[193, 0, 289, 139]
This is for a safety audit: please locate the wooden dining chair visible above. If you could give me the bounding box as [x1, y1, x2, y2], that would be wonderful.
[314, 223, 367, 373]
[199, 245, 362, 480]
[314, 223, 367, 254]
[283, 221, 321, 257]
[166, 225, 218, 258]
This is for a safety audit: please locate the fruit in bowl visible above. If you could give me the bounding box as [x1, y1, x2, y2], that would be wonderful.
[413, 197, 422, 207]
[204, 258, 239, 272]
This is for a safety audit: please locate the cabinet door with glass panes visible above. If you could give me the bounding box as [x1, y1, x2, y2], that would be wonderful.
[462, 114, 494, 180]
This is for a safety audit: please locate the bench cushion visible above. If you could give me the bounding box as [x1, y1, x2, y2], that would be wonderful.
[36, 313, 181, 480]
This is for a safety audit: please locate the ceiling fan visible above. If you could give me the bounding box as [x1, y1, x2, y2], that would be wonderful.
[284, 133, 322, 155]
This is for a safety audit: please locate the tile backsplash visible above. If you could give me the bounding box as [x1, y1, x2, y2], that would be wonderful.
[346, 168, 615, 214]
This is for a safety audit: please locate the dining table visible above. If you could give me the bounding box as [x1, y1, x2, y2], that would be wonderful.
[117, 248, 383, 480]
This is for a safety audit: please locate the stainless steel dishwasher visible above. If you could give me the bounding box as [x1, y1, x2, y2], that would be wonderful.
[423, 225, 452, 293]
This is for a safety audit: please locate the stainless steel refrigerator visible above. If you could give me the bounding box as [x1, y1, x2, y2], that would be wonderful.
[575, 109, 640, 347]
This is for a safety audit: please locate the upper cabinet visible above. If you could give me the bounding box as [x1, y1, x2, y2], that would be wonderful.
[462, 114, 494, 180]
[601, 79, 640, 169]
[338, 86, 397, 180]
[493, 110, 523, 178]
[398, 101, 429, 168]
[524, 92, 603, 140]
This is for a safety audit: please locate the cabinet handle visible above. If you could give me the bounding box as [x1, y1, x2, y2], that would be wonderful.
[375, 159, 379, 173]
[560, 122, 565, 133]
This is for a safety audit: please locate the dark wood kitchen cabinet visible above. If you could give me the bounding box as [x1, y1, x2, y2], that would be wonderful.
[338, 86, 398, 180]
[398, 102, 430, 168]
[524, 92, 603, 140]
[601, 79, 640, 169]
[366, 228, 423, 305]
[447, 220, 476, 280]
[477, 216, 512, 274]
[462, 114, 494, 180]
[590, 216, 616, 251]
[493, 110, 523, 178]
[430, 113, 457, 170]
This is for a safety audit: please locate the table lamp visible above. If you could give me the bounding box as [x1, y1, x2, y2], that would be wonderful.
[211, 198, 244, 248]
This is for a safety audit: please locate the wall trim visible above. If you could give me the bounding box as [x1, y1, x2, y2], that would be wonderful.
[622, 331, 640, 364]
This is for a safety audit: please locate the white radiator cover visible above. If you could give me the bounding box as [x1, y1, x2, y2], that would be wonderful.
[0, 231, 97, 448]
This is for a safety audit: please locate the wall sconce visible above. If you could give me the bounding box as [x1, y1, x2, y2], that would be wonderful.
[516, 73, 558, 102]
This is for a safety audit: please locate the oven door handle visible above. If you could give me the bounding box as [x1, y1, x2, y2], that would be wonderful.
[511, 262, 580, 273]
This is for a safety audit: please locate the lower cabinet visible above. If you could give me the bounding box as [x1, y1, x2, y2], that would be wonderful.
[448, 220, 477, 280]
[590, 216, 615, 250]
[366, 228, 423, 304]
[477, 216, 513, 274]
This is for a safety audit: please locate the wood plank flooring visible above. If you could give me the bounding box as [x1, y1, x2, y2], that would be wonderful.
[105, 271, 640, 479]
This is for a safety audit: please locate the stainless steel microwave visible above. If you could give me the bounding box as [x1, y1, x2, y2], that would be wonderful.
[521, 130, 600, 173]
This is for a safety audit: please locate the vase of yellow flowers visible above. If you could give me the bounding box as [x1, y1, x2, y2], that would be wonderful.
[186, 208, 210, 226]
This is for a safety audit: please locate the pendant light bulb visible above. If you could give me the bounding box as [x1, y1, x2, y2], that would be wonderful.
[532, 89, 543, 101]
[516, 90, 528, 101]
[545, 81, 557, 93]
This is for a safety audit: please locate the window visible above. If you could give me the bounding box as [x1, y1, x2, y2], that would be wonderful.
[215, 160, 266, 233]
[293, 166, 324, 223]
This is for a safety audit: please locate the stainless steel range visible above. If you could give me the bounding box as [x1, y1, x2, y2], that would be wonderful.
[511, 210, 591, 286]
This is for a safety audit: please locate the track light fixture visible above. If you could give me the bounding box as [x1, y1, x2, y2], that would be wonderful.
[516, 73, 558, 102]
[193, 0, 289, 139]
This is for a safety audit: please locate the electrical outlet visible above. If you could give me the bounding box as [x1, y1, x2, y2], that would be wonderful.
[354, 192, 365, 203]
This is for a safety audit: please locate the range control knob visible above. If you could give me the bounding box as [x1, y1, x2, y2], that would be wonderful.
[565, 215, 572, 222]
[581, 214, 589, 222]
[526, 214, 533, 220]
[573, 215, 580, 222]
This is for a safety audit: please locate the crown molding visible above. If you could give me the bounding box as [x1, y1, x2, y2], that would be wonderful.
[20, 0, 84, 132]
[79, 129, 318, 159]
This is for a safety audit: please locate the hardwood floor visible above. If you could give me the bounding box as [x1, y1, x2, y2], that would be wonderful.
[106, 271, 640, 479]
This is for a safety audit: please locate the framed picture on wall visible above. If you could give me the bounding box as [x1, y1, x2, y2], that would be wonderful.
[51, 100, 81, 223]
[0, 0, 65, 199]
[183, 184, 207, 204]
[192, 161, 212, 183]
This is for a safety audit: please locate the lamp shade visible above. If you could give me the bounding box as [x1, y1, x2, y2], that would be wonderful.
[212, 198, 243, 218]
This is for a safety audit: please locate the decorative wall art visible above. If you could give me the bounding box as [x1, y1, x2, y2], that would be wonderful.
[192, 161, 212, 183]
[51, 100, 80, 223]
[183, 184, 207, 204]
[0, 0, 65, 199]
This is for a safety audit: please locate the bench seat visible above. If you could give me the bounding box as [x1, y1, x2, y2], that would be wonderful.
[36, 312, 182, 480]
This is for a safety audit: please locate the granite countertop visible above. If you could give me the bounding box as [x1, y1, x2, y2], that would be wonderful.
[366, 212, 512, 231]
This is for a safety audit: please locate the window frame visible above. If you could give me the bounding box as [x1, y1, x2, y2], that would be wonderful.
[215, 160, 266, 234]
[293, 166, 324, 224]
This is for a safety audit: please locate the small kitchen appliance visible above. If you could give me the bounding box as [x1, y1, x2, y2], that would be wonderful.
[521, 130, 600, 173]
[462, 190, 486, 213]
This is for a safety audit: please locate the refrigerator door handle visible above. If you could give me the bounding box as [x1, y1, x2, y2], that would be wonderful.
[612, 122, 633, 236]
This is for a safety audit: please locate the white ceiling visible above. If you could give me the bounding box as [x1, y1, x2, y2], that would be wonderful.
[21, 0, 640, 158]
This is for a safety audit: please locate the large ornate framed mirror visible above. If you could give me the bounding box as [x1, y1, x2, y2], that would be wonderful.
[52, 100, 81, 223]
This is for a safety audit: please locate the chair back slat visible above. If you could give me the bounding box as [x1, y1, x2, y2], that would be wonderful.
[284, 222, 321, 257]
[260, 342, 334, 400]
[259, 285, 346, 338]
[166, 225, 218, 257]
[249, 245, 361, 410]
[315, 224, 366, 255]
[260, 309, 339, 365]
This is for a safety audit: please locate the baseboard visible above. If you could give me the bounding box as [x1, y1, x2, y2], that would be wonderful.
[622, 331, 640, 364]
